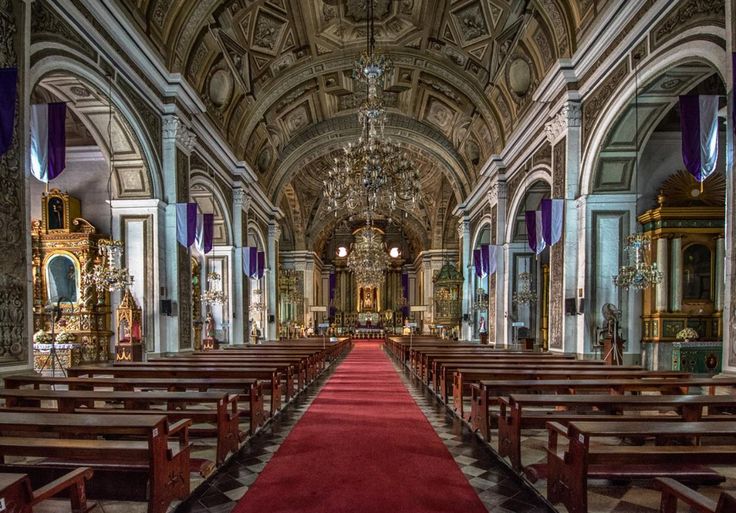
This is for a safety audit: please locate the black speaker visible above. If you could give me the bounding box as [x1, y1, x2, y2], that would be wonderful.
[268, 314, 275, 323]
[564, 298, 576, 316]
[160, 299, 172, 316]
[462, 314, 470, 321]
[577, 299, 585, 314]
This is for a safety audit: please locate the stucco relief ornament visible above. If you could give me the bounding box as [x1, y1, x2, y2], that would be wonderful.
[545, 102, 581, 142]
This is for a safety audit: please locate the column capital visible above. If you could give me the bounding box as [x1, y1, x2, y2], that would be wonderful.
[487, 180, 507, 206]
[545, 101, 582, 142]
[162, 115, 196, 153]
[233, 187, 251, 211]
[268, 221, 281, 240]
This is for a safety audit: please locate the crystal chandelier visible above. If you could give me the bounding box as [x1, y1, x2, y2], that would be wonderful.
[473, 287, 489, 311]
[611, 56, 663, 292]
[347, 223, 390, 288]
[513, 272, 537, 305]
[90, 239, 132, 295]
[323, 0, 420, 220]
[612, 234, 663, 290]
[249, 288, 265, 314]
[90, 75, 132, 297]
[201, 271, 226, 305]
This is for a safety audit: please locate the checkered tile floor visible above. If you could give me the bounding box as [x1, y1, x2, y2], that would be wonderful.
[174, 346, 555, 513]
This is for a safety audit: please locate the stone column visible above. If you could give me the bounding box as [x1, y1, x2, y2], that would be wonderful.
[459, 217, 472, 341]
[669, 237, 682, 312]
[716, 236, 725, 313]
[655, 237, 669, 312]
[0, 0, 31, 371]
[722, 0, 736, 373]
[422, 255, 433, 334]
[545, 100, 581, 353]
[266, 221, 280, 341]
[230, 187, 248, 344]
[303, 256, 315, 329]
[160, 115, 195, 354]
[489, 181, 506, 346]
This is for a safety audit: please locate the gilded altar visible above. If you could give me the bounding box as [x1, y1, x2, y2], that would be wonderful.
[433, 262, 463, 330]
[638, 171, 725, 370]
[31, 190, 113, 369]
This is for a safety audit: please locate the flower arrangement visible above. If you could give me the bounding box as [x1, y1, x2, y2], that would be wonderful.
[55, 331, 77, 344]
[33, 330, 53, 344]
[676, 327, 699, 341]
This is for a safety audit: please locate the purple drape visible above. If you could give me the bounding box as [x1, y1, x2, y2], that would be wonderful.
[480, 245, 490, 277]
[202, 213, 214, 254]
[256, 251, 265, 279]
[401, 272, 410, 318]
[473, 248, 482, 277]
[0, 67, 17, 156]
[47, 102, 66, 180]
[329, 272, 336, 319]
[525, 211, 537, 253]
[679, 95, 703, 181]
[176, 202, 197, 247]
[540, 199, 564, 245]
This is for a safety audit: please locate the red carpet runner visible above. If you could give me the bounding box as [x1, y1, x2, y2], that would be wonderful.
[233, 340, 488, 513]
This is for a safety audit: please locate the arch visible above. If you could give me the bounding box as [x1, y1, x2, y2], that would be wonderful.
[471, 214, 494, 251]
[504, 168, 553, 244]
[580, 32, 726, 196]
[247, 221, 267, 252]
[30, 53, 164, 200]
[189, 173, 233, 246]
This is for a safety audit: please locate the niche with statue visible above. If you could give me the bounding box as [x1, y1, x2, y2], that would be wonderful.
[31, 190, 113, 370]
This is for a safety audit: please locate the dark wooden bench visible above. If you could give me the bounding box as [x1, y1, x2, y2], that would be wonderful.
[0, 388, 242, 465]
[469, 377, 736, 444]
[544, 420, 736, 513]
[0, 468, 95, 513]
[452, 368, 688, 417]
[496, 393, 736, 471]
[0, 412, 193, 513]
[67, 365, 282, 415]
[3, 374, 266, 436]
[655, 477, 736, 513]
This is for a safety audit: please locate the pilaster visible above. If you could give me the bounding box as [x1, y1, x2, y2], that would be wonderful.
[230, 187, 248, 344]
[267, 220, 280, 341]
[459, 217, 472, 341]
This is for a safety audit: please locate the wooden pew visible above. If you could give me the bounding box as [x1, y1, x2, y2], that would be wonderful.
[497, 393, 736, 471]
[469, 376, 736, 443]
[3, 374, 266, 435]
[0, 468, 94, 513]
[545, 420, 736, 513]
[0, 388, 241, 465]
[67, 365, 283, 415]
[451, 368, 688, 417]
[655, 477, 736, 513]
[0, 412, 192, 513]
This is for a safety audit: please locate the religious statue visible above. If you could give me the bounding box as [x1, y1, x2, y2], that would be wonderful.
[205, 312, 216, 339]
[478, 316, 487, 334]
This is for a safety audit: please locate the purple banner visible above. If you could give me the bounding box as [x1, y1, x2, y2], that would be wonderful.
[256, 251, 265, 279]
[680, 95, 702, 179]
[540, 198, 564, 246]
[401, 272, 410, 318]
[329, 272, 336, 319]
[473, 248, 482, 277]
[175, 202, 197, 248]
[47, 102, 66, 180]
[0, 67, 17, 156]
[480, 245, 490, 277]
[202, 213, 214, 254]
[524, 210, 537, 253]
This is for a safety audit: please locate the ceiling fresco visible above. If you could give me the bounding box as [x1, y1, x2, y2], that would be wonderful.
[119, 0, 600, 253]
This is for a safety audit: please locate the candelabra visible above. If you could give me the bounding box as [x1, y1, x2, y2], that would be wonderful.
[201, 271, 226, 305]
[513, 273, 537, 305]
[612, 233, 663, 291]
[473, 287, 489, 311]
[90, 239, 132, 296]
[347, 223, 390, 288]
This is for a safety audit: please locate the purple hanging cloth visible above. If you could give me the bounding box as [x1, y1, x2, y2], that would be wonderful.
[401, 272, 410, 318]
[202, 213, 214, 254]
[540, 199, 564, 246]
[0, 67, 17, 156]
[524, 211, 537, 253]
[480, 244, 490, 277]
[679, 94, 719, 182]
[175, 203, 197, 248]
[256, 251, 265, 279]
[473, 248, 483, 277]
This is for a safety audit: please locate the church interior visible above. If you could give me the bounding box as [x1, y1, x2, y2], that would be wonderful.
[0, 0, 736, 512]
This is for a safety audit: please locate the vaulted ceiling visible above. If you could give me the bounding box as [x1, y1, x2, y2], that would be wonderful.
[120, 0, 595, 256]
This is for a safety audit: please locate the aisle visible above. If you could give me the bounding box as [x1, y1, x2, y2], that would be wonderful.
[232, 341, 488, 513]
